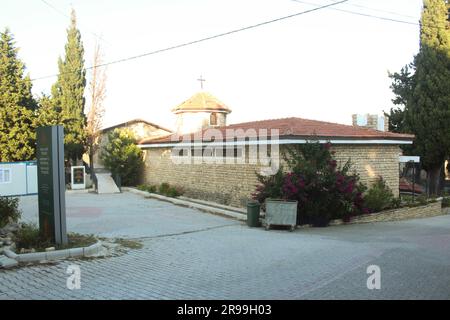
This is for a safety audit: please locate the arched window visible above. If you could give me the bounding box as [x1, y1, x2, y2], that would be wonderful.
[210, 113, 218, 126]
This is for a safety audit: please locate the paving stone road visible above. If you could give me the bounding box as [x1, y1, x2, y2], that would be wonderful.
[1, 192, 450, 299]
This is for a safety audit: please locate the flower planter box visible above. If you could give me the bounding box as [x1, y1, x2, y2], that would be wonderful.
[265, 199, 298, 231]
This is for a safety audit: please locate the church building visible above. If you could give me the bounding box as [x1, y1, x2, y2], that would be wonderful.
[138, 91, 414, 208]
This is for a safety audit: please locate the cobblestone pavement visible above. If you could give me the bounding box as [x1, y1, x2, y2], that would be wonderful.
[2, 193, 450, 299]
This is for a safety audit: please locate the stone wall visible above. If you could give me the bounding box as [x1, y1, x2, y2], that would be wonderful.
[331, 200, 444, 225]
[142, 147, 261, 207]
[332, 145, 400, 197]
[142, 143, 401, 207]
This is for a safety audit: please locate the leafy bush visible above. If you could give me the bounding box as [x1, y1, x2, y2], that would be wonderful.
[137, 183, 183, 198]
[100, 128, 144, 186]
[416, 194, 428, 206]
[13, 223, 97, 251]
[137, 184, 157, 193]
[252, 168, 285, 210]
[364, 177, 394, 213]
[13, 223, 52, 251]
[442, 197, 450, 208]
[0, 196, 21, 228]
[390, 197, 402, 209]
[253, 141, 368, 227]
[166, 186, 183, 198]
[159, 183, 171, 195]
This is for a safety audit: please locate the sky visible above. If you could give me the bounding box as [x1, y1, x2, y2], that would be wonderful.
[1, 0, 424, 130]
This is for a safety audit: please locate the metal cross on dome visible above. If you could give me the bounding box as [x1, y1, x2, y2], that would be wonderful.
[197, 75, 206, 90]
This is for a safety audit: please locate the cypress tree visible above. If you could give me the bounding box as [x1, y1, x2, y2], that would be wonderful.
[51, 9, 87, 162]
[389, 0, 450, 195]
[406, 0, 450, 194]
[0, 28, 37, 162]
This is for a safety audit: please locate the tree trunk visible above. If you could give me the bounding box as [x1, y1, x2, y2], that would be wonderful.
[427, 165, 443, 196]
[89, 151, 95, 180]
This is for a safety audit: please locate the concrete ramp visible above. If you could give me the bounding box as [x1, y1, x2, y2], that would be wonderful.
[96, 173, 120, 194]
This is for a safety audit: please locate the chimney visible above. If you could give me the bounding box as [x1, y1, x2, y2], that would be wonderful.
[352, 114, 389, 132]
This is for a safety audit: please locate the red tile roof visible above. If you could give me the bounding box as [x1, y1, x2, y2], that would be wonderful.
[139, 117, 414, 145]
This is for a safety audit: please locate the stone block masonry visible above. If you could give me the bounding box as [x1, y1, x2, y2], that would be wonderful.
[331, 200, 444, 225]
[332, 145, 400, 197]
[143, 143, 401, 208]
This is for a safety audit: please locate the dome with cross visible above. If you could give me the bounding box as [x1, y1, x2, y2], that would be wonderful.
[172, 91, 232, 134]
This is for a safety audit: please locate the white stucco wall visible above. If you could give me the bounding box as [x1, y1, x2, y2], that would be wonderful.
[175, 112, 227, 134]
[0, 162, 37, 196]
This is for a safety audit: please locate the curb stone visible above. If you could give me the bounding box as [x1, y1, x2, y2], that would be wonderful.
[0, 255, 19, 269]
[123, 187, 247, 221]
[0, 241, 104, 269]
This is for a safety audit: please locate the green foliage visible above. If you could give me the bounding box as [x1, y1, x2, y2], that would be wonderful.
[13, 223, 52, 251]
[442, 196, 450, 208]
[49, 10, 87, 161]
[389, 0, 450, 194]
[0, 28, 37, 162]
[253, 140, 367, 226]
[364, 177, 395, 213]
[0, 196, 21, 228]
[252, 168, 285, 210]
[416, 194, 429, 206]
[36, 94, 63, 126]
[137, 183, 183, 197]
[13, 223, 97, 251]
[137, 184, 157, 193]
[100, 128, 144, 186]
[390, 197, 402, 209]
[159, 182, 171, 195]
[166, 185, 183, 198]
[114, 238, 143, 249]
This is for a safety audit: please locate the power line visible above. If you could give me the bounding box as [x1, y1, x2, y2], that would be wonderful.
[31, 0, 349, 81]
[292, 0, 421, 26]
[39, 0, 112, 47]
[330, 0, 419, 19]
[293, 0, 450, 32]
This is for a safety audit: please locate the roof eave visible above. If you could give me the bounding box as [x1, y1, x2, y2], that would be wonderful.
[138, 136, 414, 148]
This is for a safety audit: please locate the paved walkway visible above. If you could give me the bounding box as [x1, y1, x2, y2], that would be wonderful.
[18, 192, 238, 238]
[1, 192, 450, 299]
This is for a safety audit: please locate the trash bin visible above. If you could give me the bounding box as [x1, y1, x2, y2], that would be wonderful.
[247, 201, 261, 227]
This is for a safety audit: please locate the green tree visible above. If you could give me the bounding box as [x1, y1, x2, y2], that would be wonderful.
[100, 129, 144, 186]
[385, 65, 414, 133]
[389, 0, 450, 195]
[50, 9, 87, 162]
[37, 94, 62, 126]
[0, 28, 37, 162]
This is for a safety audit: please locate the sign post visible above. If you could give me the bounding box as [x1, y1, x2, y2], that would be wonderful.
[36, 126, 68, 245]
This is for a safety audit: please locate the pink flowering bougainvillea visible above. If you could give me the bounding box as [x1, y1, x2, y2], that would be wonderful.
[253, 139, 368, 227]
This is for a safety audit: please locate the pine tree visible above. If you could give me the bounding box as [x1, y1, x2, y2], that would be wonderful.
[389, 0, 450, 195]
[0, 28, 37, 162]
[51, 9, 87, 162]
